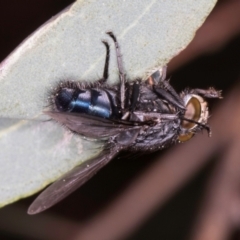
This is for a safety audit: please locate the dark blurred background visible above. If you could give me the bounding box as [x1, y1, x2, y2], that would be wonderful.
[0, 0, 240, 240]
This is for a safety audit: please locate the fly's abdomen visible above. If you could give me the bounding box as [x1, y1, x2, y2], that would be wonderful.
[54, 87, 115, 118]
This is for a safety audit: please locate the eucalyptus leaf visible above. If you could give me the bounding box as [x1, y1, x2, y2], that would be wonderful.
[0, 0, 216, 208]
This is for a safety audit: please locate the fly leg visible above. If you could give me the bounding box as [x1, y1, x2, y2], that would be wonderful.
[106, 31, 126, 110]
[128, 111, 178, 123]
[121, 81, 140, 120]
[97, 40, 110, 84]
[130, 81, 140, 111]
[190, 87, 222, 99]
[180, 116, 211, 136]
[101, 40, 110, 82]
[154, 83, 185, 111]
[146, 67, 185, 111]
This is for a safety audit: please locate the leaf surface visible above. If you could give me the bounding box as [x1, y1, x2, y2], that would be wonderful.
[0, 0, 217, 207]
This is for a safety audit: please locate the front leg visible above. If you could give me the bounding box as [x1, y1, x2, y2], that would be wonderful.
[154, 84, 185, 110]
[129, 111, 178, 123]
[146, 67, 185, 111]
[190, 87, 222, 99]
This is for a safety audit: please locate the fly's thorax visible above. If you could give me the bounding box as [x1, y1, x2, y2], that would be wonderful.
[178, 93, 209, 142]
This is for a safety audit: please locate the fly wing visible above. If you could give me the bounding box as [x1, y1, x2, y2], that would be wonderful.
[28, 146, 120, 215]
[45, 111, 135, 138]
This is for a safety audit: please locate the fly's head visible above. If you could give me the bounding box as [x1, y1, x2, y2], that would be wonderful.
[145, 66, 222, 144]
[178, 87, 222, 142]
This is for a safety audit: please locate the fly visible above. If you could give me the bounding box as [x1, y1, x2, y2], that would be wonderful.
[28, 32, 222, 214]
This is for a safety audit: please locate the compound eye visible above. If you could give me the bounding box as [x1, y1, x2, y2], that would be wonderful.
[178, 94, 208, 142]
[181, 97, 201, 129]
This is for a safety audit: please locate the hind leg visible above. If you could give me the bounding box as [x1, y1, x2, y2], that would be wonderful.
[106, 31, 126, 110]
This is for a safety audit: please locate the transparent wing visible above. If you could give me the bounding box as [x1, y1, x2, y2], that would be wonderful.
[28, 146, 120, 214]
[45, 111, 135, 138]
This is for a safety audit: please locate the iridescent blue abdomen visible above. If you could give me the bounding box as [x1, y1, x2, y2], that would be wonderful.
[54, 85, 119, 119]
